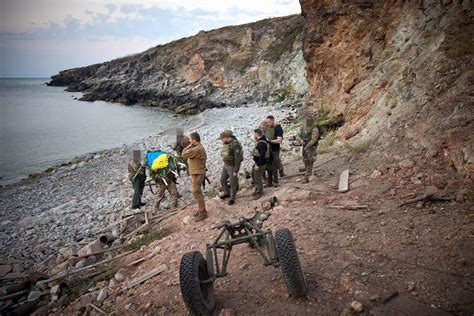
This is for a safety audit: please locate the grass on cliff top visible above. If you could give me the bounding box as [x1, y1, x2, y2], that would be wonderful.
[265, 23, 301, 62]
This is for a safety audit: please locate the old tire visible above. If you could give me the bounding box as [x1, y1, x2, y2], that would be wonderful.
[275, 228, 307, 297]
[179, 251, 215, 315]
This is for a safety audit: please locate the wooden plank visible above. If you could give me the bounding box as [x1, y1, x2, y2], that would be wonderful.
[338, 169, 349, 193]
[329, 204, 368, 210]
[37, 250, 133, 285]
[123, 264, 167, 290]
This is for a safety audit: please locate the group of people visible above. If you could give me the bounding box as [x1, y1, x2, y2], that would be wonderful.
[127, 114, 320, 223]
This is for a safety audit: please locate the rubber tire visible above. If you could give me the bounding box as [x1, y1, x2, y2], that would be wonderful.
[179, 251, 215, 315]
[275, 228, 308, 297]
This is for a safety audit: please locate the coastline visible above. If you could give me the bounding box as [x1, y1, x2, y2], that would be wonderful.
[0, 103, 296, 273]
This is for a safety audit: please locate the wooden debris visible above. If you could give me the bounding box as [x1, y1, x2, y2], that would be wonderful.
[76, 245, 124, 259]
[87, 303, 107, 314]
[127, 246, 161, 267]
[329, 204, 369, 210]
[0, 273, 27, 281]
[150, 204, 188, 225]
[0, 290, 28, 301]
[0, 264, 12, 277]
[382, 290, 399, 304]
[38, 250, 133, 285]
[124, 211, 150, 240]
[399, 186, 453, 207]
[339, 169, 350, 193]
[96, 217, 131, 234]
[123, 264, 167, 290]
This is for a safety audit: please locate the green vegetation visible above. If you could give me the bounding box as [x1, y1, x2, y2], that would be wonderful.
[314, 103, 331, 127]
[316, 131, 336, 154]
[344, 140, 372, 153]
[273, 83, 296, 102]
[63, 279, 93, 307]
[283, 121, 302, 134]
[317, 147, 331, 155]
[265, 23, 301, 62]
[125, 229, 168, 252]
[205, 189, 218, 198]
[223, 51, 254, 72]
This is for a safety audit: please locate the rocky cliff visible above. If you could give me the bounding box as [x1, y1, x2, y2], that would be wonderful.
[48, 15, 307, 114]
[300, 0, 473, 173]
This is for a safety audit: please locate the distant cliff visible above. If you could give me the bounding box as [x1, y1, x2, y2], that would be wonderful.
[49, 15, 307, 114]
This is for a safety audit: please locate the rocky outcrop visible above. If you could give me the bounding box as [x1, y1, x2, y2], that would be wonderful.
[300, 0, 473, 173]
[49, 15, 308, 114]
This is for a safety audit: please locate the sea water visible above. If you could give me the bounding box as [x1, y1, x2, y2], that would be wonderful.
[0, 78, 181, 185]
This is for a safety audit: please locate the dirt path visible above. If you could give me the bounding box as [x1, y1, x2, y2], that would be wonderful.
[64, 152, 473, 315]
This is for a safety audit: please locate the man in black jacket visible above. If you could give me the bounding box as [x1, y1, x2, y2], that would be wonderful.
[265, 115, 284, 187]
[252, 128, 269, 200]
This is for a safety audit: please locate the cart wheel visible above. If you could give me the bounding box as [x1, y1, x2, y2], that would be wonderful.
[275, 228, 307, 297]
[179, 251, 215, 315]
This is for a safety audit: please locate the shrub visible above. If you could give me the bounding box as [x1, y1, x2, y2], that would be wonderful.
[125, 229, 169, 252]
[273, 83, 296, 102]
[344, 140, 371, 153]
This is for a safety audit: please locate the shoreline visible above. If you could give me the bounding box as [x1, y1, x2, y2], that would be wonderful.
[0, 101, 297, 189]
[0, 104, 296, 273]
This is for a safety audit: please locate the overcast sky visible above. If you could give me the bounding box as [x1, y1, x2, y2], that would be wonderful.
[0, 0, 301, 78]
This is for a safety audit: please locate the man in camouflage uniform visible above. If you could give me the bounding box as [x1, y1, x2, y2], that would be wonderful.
[299, 116, 320, 183]
[219, 130, 243, 205]
[128, 150, 146, 209]
[153, 164, 179, 212]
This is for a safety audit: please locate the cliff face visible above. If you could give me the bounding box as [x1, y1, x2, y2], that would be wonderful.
[49, 15, 307, 114]
[300, 0, 473, 173]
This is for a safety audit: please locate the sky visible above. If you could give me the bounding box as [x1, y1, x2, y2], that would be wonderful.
[0, 0, 301, 78]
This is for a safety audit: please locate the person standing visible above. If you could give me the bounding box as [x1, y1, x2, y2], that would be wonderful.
[172, 129, 191, 173]
[128, 150, 146, 209]
[219, 130, 243, 205]
[153, 162, 179, 212]
[265, 115, 284, 187]
[299, 116, 320, 183]
[182, 132, 208, 222]
[252, 129, 269, 200]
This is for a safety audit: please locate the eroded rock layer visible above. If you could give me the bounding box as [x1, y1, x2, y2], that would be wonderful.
[300, 0, 473, 173]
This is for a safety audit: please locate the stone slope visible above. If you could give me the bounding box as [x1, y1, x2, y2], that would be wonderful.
[300, 0, 473, 174]
[48, 15, 307, 114]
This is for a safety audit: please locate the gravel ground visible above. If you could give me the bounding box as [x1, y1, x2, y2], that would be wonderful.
[0, 104, 294, 273]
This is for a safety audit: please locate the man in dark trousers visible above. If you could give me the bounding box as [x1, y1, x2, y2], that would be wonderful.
[265, 115, 284, 187]
[128, 150, 146, 209]
[252, 128, 269, 200]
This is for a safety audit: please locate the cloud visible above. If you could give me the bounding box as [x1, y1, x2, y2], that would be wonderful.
[0, 0, 301, 77]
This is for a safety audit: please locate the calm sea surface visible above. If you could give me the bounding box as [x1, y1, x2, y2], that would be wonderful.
[0, 78, 181, 185]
